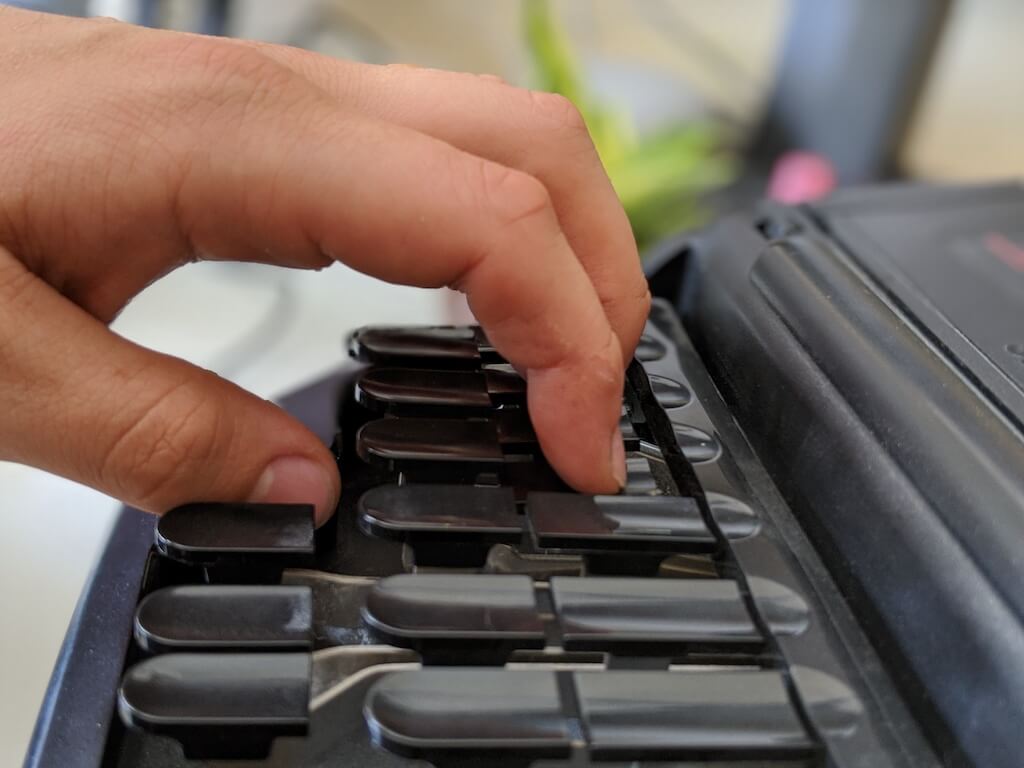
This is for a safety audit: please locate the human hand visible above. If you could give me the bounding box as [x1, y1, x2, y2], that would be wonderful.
[0, 7, 649, 524]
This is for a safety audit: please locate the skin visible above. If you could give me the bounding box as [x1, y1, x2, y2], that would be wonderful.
[0, 7, 650, 525]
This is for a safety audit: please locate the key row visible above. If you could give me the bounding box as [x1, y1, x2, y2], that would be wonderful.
[354, 413, 653, 472]
[356, 365, 691, 414]
[349, 324, 673, 368]
[348, 326, 692, 426]
[359, 484, 757, 567]
[120, 653, 842, 763]
[152, 492, 758, 573]
[134, 573, 808, 660]
[367, 667, 819, 765]
[355, 415, 721, 473]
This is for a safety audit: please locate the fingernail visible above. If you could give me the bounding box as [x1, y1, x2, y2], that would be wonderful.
[250, 456, 339, 526]
[610, 428, 627, 491]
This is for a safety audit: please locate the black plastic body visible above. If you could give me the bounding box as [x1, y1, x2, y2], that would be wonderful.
[650, 182, 1024, 768]
[27, 182, 1023, 768]
[26, 311, 941, 768]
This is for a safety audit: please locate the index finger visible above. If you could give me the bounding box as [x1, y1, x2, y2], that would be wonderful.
[174, 59, 626, 492]
[240, 44, 651, 360]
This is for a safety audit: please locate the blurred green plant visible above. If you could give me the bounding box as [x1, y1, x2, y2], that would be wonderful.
[523, 0, 737, 250]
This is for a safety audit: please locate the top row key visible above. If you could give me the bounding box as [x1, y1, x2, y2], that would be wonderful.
[350, 325, 671, 368]
[349, 325, 501, 368]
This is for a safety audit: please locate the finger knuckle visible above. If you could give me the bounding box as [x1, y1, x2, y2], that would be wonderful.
[99, 375, 226, 511]
[589, 339, 626, 405]
[477, 161, 553, 230]
[638, 285, 653, 315]
[527, 90, 588, 134]
[157, 35, 301, 120]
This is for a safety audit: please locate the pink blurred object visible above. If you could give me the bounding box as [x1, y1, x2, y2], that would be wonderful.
[767, 151, 838, 204]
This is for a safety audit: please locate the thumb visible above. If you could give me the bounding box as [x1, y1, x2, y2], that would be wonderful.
[0, 248, 340, 524]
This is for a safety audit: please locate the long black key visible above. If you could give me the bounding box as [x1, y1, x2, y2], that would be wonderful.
[365, 574, 770, 660]
[528, 493, 717, 552]
[363, 574, 544, 662]
[365, 668, 818, 764]
[155, 502, 315, 568]
[574, 669, 816, 761]
[349, 325, 500, 368]
[134, 585, 314, 654]
[549, 577, 761, 653]
[118, 653, 310, 760]
[356, 367, 524, 411]
[133, 576, 800, 660]
[365, 669, 571, 766]
[358, 484, 522, 566]
[358, 484, 522, 541]
[356, 485, 747, 568]
[357, 414, 640, 471]
[356, 414, 536, 470]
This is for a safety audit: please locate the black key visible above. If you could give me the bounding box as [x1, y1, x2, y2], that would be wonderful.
[635, 333, 667, 361]
[365, 574, 543, 639]
[358, 486, 730, 568]
[134, 585, 314, 654]
[118, 653, 310, 760]
[365, 669, 571, 765]
[707, 493, 762, 539]
[671, 424, 721, 463]
[747, 577, 811, 636]
[356, 414, 536, 470]
[155, 502, 315, 567]
[648, 374, 692, 408]
[549, 577, 761, 653]
[356, 367, 525, 411]
[348, 325, 500, 368]
[358, 484, 522, 541]
[364, 574, 545, 662]
[365, 668, 817, 764]
[574, 669, 816, 760]
[358, 484, 524, 567]
[529, 493, 715, 552]
[789, 666, 864, 738]
[357, 413, 639, 472]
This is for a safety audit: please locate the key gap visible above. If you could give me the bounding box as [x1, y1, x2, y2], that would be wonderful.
[555, 670, 590, 753]
[532, 582, 562, 648]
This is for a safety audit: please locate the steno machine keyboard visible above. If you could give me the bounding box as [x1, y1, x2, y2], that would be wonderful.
[25, 183, 1024, 767]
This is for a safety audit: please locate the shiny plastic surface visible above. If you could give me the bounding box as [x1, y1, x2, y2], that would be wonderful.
[550, 577, 759, 647]
[364, 574, 544, 640]
[529, 493, 714, 550]
[365, 669, 571, 757]
[118, 653, 310, 759]
[356, 367, 524, 409]
[575, 670, 814, 759]
[348, 325, 488, 366]
[358, 484, 522, 539]
[155, 503, 315, 565]
[356, 418, 507, 465]
[134, 585, 314, 653]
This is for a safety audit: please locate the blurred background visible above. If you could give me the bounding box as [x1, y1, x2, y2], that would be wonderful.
[1, 0, 1022, 764]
